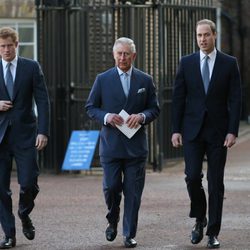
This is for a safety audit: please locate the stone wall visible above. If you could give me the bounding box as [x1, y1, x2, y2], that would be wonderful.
[0, 0, 35, 18]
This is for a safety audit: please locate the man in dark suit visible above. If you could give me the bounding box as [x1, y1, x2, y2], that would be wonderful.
[0, 27, 50, 248]
[86, 37, 159, 248]
[171, 19, 242, 249]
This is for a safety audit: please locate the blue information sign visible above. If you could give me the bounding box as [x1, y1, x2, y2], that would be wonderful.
[62, 130, 99, 171]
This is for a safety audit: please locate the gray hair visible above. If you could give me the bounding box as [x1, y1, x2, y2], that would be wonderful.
[113, 37, 136, 53]
[196, 19, 216, 34]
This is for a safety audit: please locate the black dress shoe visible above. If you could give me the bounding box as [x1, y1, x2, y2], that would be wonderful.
[191, 217, 207, 244]
[0, 237, 16, 249]
[19, 215, 35, 240]
[124, 237, 137, 248]
[207, 236, 220, 249]
[105, 223, 117, 241]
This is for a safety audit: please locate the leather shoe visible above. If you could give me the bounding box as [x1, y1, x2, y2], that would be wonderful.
[0, 237, 16, 249]
[124, 237, 137, 248]
[19, 214, 35, 240]
[191, 217, 207, 244]
[105, 223, 117, 241]
[207, 236, 220, 248]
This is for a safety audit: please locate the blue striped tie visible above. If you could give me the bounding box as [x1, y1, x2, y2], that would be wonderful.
[202, 56, 210, 94]
[5, 63, 14, 99]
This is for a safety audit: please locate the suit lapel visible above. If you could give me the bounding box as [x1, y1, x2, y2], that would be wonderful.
[121, 68, 138, 110]
[12, 57, 22, 101]
[193, 53, 206, 95]
[207, 51, 221, 94]
[113, 67, 126, 96]
[0, 60, 11, 99]
[127, 68, 137, 99]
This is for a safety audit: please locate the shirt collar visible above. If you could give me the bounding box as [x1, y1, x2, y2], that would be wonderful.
[2, 56, 18, 68]
[117, 66, 133, 77]
[200, 48, 217, 61]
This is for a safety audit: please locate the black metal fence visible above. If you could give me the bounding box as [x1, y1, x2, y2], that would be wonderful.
[36, 0, 216, 172]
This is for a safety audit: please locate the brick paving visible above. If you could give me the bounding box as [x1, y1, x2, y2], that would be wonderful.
[2, 123, 250, 250]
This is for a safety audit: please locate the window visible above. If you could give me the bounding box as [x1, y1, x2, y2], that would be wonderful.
[0, 20, 38, 115]
[0, 20, 37, 60]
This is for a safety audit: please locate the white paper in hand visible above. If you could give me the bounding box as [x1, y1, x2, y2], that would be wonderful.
[115, 109, 141, 139]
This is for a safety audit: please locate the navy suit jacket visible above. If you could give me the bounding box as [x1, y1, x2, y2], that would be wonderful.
[85, 67, 160, 158]
[0, 57, 50, 147]
[172, 50, 242, 141]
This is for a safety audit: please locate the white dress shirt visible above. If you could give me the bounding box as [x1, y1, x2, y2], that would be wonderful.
[200, 48, 217, 79]
[2, 56, 18, 84]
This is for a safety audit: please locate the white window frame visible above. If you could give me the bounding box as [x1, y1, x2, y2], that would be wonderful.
[0, 19, 37, 60]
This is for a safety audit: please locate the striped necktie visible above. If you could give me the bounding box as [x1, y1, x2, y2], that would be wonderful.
[121, 72, 130, 97]
[202, 56, 210, 94]
[5, 63, 14, 99]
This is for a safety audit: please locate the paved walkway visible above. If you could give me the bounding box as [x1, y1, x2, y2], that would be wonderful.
[3, 123, 250, 249]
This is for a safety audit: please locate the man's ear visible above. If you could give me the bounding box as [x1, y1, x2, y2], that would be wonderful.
[132, 53, 137, 61]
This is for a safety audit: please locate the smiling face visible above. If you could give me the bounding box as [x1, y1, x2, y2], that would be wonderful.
[196, 23, 216, 55]
[0, 36, 18, 62]
[113, 43, 136, 72]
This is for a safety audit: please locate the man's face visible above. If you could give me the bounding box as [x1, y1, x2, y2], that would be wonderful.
[113, 43, 136, 72]
[0, 36, 18, 62]
[196, 24, 216, 54]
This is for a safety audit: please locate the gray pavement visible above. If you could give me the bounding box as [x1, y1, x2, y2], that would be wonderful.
[2, 122, 250, 250]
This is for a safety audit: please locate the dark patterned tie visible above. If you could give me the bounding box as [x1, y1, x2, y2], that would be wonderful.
[202, 56, 210, 93]
[5, 63, 14, 99]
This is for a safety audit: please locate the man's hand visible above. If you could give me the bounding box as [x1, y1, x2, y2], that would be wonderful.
[0, 100, 13, 111]
[126, 114, 143, 129]
[36, 134, 48, 150]
[171, 133, 183, 148]
[107, 113, 124, 127]
[224, 133, 236, 148]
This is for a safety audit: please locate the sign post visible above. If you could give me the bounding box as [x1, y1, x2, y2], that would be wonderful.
[62, 130, 99, 171]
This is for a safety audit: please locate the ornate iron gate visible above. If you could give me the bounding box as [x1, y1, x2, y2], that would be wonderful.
[36, 0, 217, 172]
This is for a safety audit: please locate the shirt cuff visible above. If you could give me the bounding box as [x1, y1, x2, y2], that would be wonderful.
[139, 113, 146, 124]
[104, 113, 110, 125]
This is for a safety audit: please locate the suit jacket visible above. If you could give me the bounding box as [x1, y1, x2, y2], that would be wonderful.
[172, 50, 242, 141]
[0, 57, 50, 147]
[85, 67, 160, 158]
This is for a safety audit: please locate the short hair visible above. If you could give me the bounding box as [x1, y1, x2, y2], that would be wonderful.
[196, 19, 216, 34]
[0, 27, 18, 42]
[113, 37, 136, 53]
